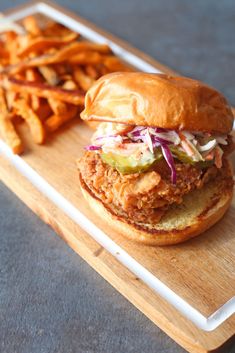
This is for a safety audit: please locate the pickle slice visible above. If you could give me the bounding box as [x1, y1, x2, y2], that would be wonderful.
[170, 146, 195, 164]
[101, 146, 213, 174]
[170, 146, 213, 168]
[101, 150, 162, 174]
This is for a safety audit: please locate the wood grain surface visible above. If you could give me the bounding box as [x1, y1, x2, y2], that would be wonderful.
[0, 2, 234, 352]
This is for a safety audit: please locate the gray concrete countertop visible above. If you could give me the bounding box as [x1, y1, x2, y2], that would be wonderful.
[0, 1, 234, 353]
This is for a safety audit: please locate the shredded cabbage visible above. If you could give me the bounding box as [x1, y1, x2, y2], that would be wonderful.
[198, 139, 217, 152]
[85, 122, 228, 183]
[161, 145, 176, 184]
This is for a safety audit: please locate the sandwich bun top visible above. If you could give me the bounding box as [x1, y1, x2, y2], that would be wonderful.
[81, 72, 234, 134]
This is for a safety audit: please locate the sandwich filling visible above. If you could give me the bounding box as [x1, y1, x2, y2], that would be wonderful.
[78, 122, 234, 224]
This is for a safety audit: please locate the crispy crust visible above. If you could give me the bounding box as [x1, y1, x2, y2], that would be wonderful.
[81, 72, 233, 134]
[78, 161, 234, 246]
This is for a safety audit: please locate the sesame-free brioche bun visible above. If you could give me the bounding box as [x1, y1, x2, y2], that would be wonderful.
[78, 160, 234, 246]
[81, 72, 234, 134]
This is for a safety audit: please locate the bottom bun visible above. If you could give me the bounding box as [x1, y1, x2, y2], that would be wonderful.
[78, 161, 234, 246]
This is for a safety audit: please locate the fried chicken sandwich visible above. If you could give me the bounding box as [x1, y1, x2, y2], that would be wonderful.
[78, 72, 234, 245]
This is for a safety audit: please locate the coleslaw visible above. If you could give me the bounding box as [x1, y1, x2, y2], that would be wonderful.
[86, 122, 228, 183]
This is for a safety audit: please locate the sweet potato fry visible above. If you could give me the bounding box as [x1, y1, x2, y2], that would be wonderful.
[3, 77, 85, 105]
[0, 87, 9, 115]
[42, 22, 76, 38]
[3, 31, 19, 65]
[69, 51, 103, 65]
[26, 69, 41, 111]
[0, 115, 23, 153]
[25, 68, 42, 82]
[13, 99, 45, 144]
[84, 65, 99, 79]
[103, 56, 132, 72]
[18, 32, 79, 58]
[0, 88, 23, 154]
[62, 80, 77, 90]
[5, 90, 17, 111]
[0, 115, 24, 154]
[30, 94, 40, 111]
[48, 98, 67, 115]
[38, 65, 60, 86]
[22, 16, 41, 36]
[73, 67, 95, 91]
[45, 105, 78, 132]
[17, 34, 30, 51]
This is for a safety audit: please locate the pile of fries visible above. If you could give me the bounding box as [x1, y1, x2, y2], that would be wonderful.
[0, 16, 131, 154]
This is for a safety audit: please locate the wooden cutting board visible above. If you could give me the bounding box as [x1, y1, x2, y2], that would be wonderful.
[0, 2, 234, 352]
